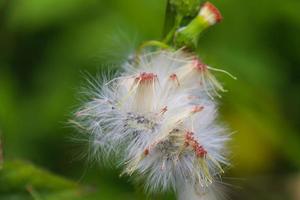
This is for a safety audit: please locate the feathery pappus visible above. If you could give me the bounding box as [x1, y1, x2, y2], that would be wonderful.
[73, 50, 234, 198]
[72, 2, 235, 199]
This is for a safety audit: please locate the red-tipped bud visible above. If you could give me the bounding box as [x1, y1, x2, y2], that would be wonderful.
[199, 2, 223, 25]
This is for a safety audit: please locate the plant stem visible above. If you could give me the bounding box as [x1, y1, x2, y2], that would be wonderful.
[163, 14, 183, 44]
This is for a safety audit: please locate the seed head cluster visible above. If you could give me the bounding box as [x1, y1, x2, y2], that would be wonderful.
[73, 49, 234, 199]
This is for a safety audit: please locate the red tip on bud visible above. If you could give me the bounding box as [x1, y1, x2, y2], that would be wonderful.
[204, 2, 222, 23]
[199, 2, 223, 25]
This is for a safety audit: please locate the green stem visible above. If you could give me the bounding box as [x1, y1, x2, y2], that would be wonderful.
[0, 137, 3, 170]
[163, 14, 183, 44]
[174, 15, 209, 49]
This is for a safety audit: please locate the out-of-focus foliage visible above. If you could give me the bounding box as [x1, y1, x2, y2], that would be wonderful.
[0, 160, 79, 199]
[0, 0, 299, 199]
[169, 0, 201, 17]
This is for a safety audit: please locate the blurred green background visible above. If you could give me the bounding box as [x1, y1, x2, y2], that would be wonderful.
[0, 0, 300, 199]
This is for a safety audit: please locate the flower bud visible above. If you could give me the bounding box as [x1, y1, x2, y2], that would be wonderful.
[174, 2, 222, 49]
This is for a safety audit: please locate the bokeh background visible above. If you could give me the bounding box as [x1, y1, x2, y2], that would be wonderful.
[0, 0, 300, 199]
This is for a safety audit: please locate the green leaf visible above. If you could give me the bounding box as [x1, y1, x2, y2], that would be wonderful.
[0, 160, 80, 199]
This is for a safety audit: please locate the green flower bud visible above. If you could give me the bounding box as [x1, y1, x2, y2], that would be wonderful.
[174, 2, 223, 49]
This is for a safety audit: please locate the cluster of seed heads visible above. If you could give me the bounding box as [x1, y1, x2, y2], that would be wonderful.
[73, 2, 235, 200]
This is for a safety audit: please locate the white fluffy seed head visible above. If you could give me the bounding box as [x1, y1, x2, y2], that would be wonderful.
[73, 49, 233, 199]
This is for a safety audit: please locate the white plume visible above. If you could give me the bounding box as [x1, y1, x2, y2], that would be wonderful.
[73, 49, 234, 199]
